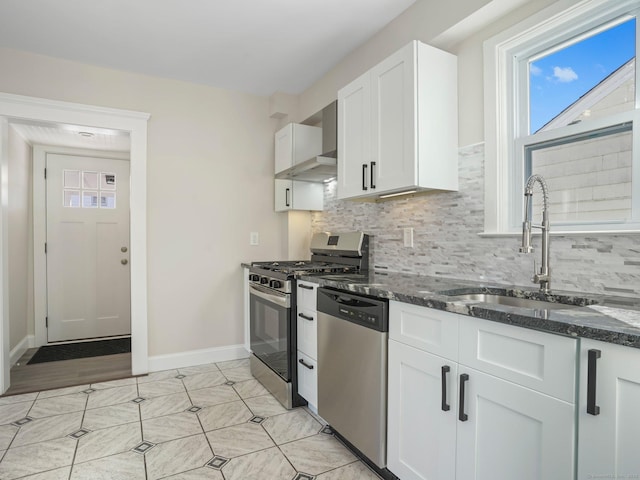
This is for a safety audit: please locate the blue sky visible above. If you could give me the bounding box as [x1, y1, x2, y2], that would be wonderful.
[529, 18, 636, 133]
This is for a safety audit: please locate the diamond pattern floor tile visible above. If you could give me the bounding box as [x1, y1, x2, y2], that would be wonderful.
[0, 360, 375, 480]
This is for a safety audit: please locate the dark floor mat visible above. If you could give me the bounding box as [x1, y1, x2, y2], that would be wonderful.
[27, 338, 131, 364]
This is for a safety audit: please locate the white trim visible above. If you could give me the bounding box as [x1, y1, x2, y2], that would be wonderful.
[10, 335, 35, 367]
[32, 146, 129, 348]
[147, 344, 248, 373]
[0, 92, 150, 393]
[478, 229, 640, 238]
[0, 118, 10, 393]
[484, 0, 640, 234]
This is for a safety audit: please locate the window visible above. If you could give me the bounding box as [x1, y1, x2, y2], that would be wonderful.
[484, 0, 640, 233]
[62, 170, 117, 209]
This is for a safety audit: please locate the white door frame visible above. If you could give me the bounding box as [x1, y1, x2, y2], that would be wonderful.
[34, 146, 130, 347]
[0, 92, 150, 393]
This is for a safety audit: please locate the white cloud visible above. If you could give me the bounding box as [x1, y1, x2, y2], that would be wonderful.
[553, 66, 578, 83]
[530, 64, 542, 76]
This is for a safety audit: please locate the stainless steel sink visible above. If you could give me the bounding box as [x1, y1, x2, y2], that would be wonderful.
[446, 293, 579, 310]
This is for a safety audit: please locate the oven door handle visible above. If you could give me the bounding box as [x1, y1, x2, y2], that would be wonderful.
[250, 283, 290, 308]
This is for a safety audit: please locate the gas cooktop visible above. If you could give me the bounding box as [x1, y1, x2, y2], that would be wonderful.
[250, 260, 357, 276]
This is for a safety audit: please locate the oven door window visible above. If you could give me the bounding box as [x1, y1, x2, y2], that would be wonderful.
[250, 290, 290, 381]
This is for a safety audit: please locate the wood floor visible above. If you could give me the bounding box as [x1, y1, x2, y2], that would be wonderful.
[2, 348, 133, 396]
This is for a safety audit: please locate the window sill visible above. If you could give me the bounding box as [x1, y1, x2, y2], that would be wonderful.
[479, 230, 640, 238]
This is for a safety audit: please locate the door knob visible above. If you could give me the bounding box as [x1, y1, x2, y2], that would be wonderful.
[121, 247, 128, 253]
[121, 259, 128, 265]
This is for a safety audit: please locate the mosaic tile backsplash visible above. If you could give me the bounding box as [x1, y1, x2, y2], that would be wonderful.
[311, 144, 640, 298]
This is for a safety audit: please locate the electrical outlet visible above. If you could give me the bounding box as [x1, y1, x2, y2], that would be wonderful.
[250, 232, 259, 246]
[403, 227, 413, 248]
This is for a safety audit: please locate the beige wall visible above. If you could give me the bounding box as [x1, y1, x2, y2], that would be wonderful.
[7, 125, 32, 350]
[0, 47, 286, 357]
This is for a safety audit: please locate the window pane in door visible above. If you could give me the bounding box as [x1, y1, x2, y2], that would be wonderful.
[527, 126, 632, 224]
[63, 170, 80, 188]
[63, 189, 80, 207]
[100, 192, 116, 209]
[82, 191, 98, 208]
[101, 172, 116, 190]
[82, 171, 99, 189]
[529, 18, 636, 134]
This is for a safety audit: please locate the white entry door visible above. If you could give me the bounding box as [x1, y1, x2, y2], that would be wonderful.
[46, 154, 131, 342]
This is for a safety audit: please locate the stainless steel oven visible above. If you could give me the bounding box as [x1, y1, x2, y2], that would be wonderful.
[249, 282, 291, 381]
[248, 231, 371, 410]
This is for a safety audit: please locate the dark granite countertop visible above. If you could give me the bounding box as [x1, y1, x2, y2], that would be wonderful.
[297, 271, 640, 349]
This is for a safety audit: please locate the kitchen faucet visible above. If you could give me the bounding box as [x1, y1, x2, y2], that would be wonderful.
[519, 174, 551, 293]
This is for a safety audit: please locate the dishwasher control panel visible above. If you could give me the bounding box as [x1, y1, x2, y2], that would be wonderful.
[338, 306, 379, 326]
[318, 288, 388, 332]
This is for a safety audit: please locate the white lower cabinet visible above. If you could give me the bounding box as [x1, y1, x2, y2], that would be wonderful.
[387, 301, 576, 480]
[578, 339, 640, 479]
[455, 367, 575, 480]
[297, 350, 317, 407]
[388, 340, 458, 480]
[296, 280, 319, 411]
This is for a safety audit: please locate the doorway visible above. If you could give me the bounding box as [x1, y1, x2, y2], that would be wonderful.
[45, 153, 131, 343]
[0, 92, 150, 394]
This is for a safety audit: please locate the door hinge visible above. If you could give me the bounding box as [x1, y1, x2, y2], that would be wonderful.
[44, 242, 47, 254]
[45, 316, 48, 328]
[44, 168, 47, 179]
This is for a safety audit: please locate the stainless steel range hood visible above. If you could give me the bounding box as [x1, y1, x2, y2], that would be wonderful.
[275, 101, 337, 183]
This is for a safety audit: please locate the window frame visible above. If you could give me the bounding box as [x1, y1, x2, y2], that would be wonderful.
[483, 0, 640, 234]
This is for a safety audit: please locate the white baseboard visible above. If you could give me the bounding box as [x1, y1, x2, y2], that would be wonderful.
[147, 344, 248, 373]
[10, 335, 35, 366]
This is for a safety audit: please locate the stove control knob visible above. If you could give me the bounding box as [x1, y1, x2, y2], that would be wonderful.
[260, 277, 270, 285]
[269, 279, 282, 289]
[249, 274, 260, 282]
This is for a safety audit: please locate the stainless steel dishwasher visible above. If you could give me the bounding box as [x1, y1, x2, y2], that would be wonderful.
[317, 287, 389, 469]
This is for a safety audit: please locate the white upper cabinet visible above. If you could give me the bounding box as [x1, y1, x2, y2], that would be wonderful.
[273, 123, 324, 211]
[338, 40, 458, 200]
[274, 123, 322, 174]
[274, 179, 323, 212]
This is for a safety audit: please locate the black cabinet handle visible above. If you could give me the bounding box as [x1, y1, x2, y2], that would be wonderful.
[587, 349, 601, 416]
[370, 161, 376, 189]
[362, 164, 368, 190]
[441, 365, 450, 412]
[299, 358, 314, 370]
[298, 284, 314, 290]
[459, 373, 469, 421]
[285, 188, 290, 207]
[298, 312, 314, 321]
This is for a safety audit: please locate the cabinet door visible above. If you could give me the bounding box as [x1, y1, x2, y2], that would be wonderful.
[370, 41, 416, 193]
[275, 180, 323, 211]
[297, 307, 317, 359]
[275, 124, 293, 174]
[274, 179, 292, 212]
[578, 339, 640, 480]
[456, 367, 575, 480]
[337, 70, 371, 200]
[387, 340, 457, 480]
[297, 281, 318, 310]
[297, 350, 318, 409]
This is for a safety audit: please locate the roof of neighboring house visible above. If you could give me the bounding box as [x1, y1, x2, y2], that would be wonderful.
[537, 57, 635, 133]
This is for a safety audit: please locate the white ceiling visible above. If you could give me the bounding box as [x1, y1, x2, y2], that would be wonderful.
[0, 0, 416, 96]
[11, 122, 131, 153]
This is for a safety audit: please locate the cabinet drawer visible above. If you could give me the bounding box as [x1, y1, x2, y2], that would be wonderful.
[297, 351, 317, 408]
[458, 316, 577, 402]
[297, 281, 318, 310]
[297, 307, 317, 359]
[389, 301, 459, 361]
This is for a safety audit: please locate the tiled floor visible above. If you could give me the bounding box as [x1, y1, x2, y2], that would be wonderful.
[0, 358, 381, 480]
